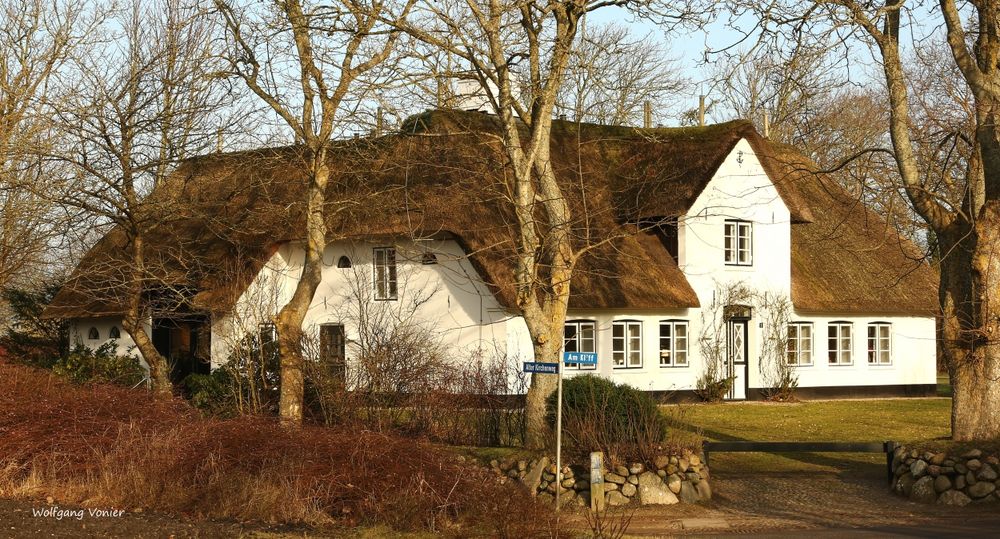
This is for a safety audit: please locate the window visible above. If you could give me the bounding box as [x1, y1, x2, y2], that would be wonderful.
[337, 255, 352, 269]
[421, 252, 438, 265]
[658, 320, 688, 366]
[787, 322, 813, 365]
[320, 324, 347, 384]
[868, 323, 892, 365]
[87, 327, 100, 340]
[564, 320, 597, 370]
[109, 326, 121, 339]
[612, 320, 642, 368]
[827, 322, 853, 365]
[724, 220, 753, 265]
[373, 247, 397, 300]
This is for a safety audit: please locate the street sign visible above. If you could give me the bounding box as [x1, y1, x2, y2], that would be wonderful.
[563, 351, 598, 365]
[522, 361, 559, 374]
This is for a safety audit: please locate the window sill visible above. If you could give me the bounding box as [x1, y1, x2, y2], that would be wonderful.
[612, 366, 644, 370]
[373, 297, 398, 302]
[827, 363, 855, 367]
[659, 364, 689, 368]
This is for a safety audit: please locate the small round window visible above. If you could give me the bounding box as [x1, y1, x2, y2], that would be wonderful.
[337, 255, 352, 268]
[87, 327, 100, 340]
[109, 326, 121, 339]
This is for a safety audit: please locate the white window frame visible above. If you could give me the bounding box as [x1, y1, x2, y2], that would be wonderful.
[612, 320, 642, 369]
[827, 321, 853, 365]
[867, 322, 892, 365]
[564, 320, 597, 370]
[373, 247, 398, 300]
[786, 322, 813, 366]
[658, 320, 689, 367]
[724, 220, 753, 266]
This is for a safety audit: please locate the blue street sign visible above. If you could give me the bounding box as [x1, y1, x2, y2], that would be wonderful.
[523, 362, 560, 374]
[563, 351, 598, 365]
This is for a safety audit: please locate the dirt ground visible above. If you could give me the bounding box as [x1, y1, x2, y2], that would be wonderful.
[4, 466, 1000, 538]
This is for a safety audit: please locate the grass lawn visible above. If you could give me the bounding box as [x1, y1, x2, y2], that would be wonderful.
[664, 398, 952, 475]
[937, 373, 952, 397]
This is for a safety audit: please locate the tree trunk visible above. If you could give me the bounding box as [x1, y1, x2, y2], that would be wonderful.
[940, 201, 1000, 440]
[276, 156, 330, 424]
[122, 234, 172, 394]
[524, 334, 561, 449]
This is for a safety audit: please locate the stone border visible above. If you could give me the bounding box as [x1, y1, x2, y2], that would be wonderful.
[891, 446, 1000, 506]
[490, 450, 711, 507]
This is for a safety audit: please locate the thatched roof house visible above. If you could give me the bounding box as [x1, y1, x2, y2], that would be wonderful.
[47, 109, 939, 400]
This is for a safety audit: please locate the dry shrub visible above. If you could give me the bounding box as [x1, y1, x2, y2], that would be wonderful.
[0, 359, 554, 534]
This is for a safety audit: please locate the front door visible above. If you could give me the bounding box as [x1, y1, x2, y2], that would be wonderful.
[726, 319, 749, 400]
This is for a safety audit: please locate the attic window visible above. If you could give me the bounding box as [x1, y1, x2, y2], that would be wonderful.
[724, 220, 752, 266]
[337, 256, 352, 269]
[373, 247, 397, 300]
[87, 327, 100, 340]
[421, 252, 438, 265]
[109, 326, 121, 339]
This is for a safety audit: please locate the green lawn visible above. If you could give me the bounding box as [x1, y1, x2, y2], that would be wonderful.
[664, 398, 952, 475]
[937, 373, 952, 397]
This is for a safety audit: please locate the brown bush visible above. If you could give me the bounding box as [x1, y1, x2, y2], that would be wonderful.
[0, 359, 555, 534]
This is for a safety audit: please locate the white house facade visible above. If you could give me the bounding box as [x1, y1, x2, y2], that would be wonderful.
[54, 111, 939, 399]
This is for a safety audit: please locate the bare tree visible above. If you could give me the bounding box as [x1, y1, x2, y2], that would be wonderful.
[50, 0, 233, 393]
[0, 1, 91, 289]
[735, 0, 1000, 439]
[214, 0, 414, 423]
[556, 22, 688, 126]
[393, 0, 703, 448]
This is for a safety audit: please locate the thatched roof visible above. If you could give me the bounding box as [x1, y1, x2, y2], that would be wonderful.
[44, 109, 936, 319]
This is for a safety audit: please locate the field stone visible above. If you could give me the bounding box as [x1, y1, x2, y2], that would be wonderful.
[966, 471, 977, 486]
[686, 472, 702, 484]
[967, 459, 983, 471]
[910, 476, 937, 504]
[955, 462, 968, 474]
[938, 490, 972, 506]
[627, 475, 639, 485]
[666, 474, 682, 494]
[614, 465, 629, 477]
[517, 460, 528, 471]
[637, 471, 679, 505]
[524, 457, 549, 496]
[621, 483, 637, 497]
[955, 475, 966, 491]
[928, 465, 941, 477]
[604, 481, 619, 492]
[657, 469, 667, 478]
[968, 481, 997, 499]
[978, 464, 998, 481]
[930, 453, 947, 465]
[629, 463, 644, 475]
[962, 449, 983, 459]
[895, 474, 916, 497]
[606, 491, 630, 506]
[666, 464, 679, 475]
[654, 455, 670, 469]
[561, 478, 575, 489]
[670, 456, 679, 465]
[943, 459, 956, 467]
[678, 481, 700, 503]
[986, 456, 999, 466]
[911, 460, 928, 478]
[542, 472, 555, 482]
[696, 480, 712, 500]
[934, 475, 952, 493]
[678, 458, 690, 472]
[605, 472, 626, 485]
[690, 454, 702, 466]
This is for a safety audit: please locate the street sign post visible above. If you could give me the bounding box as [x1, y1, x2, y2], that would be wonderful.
[563, 351, 597, 365]
[522, 362, 559, 374]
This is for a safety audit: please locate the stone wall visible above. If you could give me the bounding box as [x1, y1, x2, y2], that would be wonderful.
[891, 446, 1000, 506]
[490, 450, 711, 507]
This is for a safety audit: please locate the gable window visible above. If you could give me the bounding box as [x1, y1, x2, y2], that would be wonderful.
[337, 255, 352, 269]
[421, 252, 438, 265]
[612, 320, 642, 368]
[787, 322, 813, 365]
[868, 323, 892, 365]
[659, 320, 688, 367]
[373, 247, 397, 300]
[724, 220, 753, 265]
[827, 322, 853, 365]
[564, 320, 596, 370]
[87, 327, 100, 340]
[109, 326, 121, 340]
